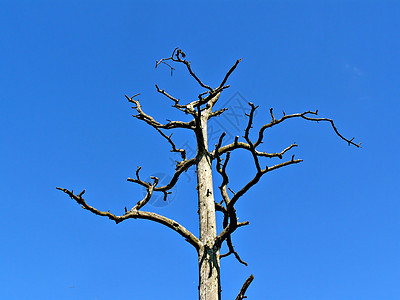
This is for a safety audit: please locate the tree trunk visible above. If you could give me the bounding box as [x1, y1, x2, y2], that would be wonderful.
[196, 113, 221, 300]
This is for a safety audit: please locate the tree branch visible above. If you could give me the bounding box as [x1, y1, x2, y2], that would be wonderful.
[215, 201, 249, 266]
[128, 158, 197, 193]
[154, 128, 187, 161]
[214, 108, 304, 248]
[215, 133, 230, 206]
[211, 141, 298, 160]
[155, 48, 240, 113]
[132, 176, 158, 210]
[125, 94, 196, 130]
[244, 103, 261, 172]
[254, 108, 361, 148]
[212, 101, 360, 249]
[235, 274, 254, 300]
[214, 133, 251, 261]
[155, 84, 181, 107]
[56, 187, 202, 250]
[156, 48, 213, 92]
[218, 58, 242, 89]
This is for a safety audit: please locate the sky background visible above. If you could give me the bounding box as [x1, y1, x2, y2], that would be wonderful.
[1, 1, 399, 299]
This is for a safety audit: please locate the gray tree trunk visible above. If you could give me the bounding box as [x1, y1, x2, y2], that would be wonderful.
[196, 113, 221, 300]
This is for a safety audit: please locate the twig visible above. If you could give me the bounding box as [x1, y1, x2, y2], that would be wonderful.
[219, 58, 242, 88]
[235, 274, 254, 300]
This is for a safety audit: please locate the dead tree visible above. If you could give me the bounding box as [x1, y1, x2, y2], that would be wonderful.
[57, 48, 360, 300]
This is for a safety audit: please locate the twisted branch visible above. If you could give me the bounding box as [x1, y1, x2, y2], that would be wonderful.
[216, 202, 249, 266]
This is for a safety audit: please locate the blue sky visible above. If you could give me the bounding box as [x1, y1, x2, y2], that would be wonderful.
[1, 1, 399, 299]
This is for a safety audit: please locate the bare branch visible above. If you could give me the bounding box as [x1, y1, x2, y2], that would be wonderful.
[219, 58, 242, 88]
[211, 141, 298, 160]
[198, 91, 208, 100]
[192, 89, 225, 112]
[301, 114, 362, 147]
[244, 103, 261, 172]
[215, 155, 302, 248]
[220, 235, 248, 266]
[125, 94, 195, 130]
[128, 157, 196, 193]
[210, 105, 299, 166]
[56, 187, 201, 250]
[212, 105, 358, 248]
[126, 166, 151, 188]
[229, 157, 302, 208]
[154, 128, 187, 161]
[208, 107, 228, 118]
[135, 166, 142, 181]
[155, 48, 241, 115]
[132, 176, 158, 210]
[215, 133, 231, 206]
[235, 274, 254, 300]
[155, 84, 181, 106]
[212, 103, 359, 249]
[173, 50, 213, 92]
[254, 109, 361, 148]
[155, 48, 178, 75]
[214, 134, 250, 264]
[267, 156, 303, 172]
[215, 202, 249, 266]
[156, 48, 213, 92]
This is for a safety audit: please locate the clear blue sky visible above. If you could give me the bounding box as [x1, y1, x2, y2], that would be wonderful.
[1, 1, 399, 299]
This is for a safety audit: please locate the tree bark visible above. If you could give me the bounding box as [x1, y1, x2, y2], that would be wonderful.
[197, 113, 221, 300]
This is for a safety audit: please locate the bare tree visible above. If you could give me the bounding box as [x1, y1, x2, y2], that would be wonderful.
[57, 48, 360, 300]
